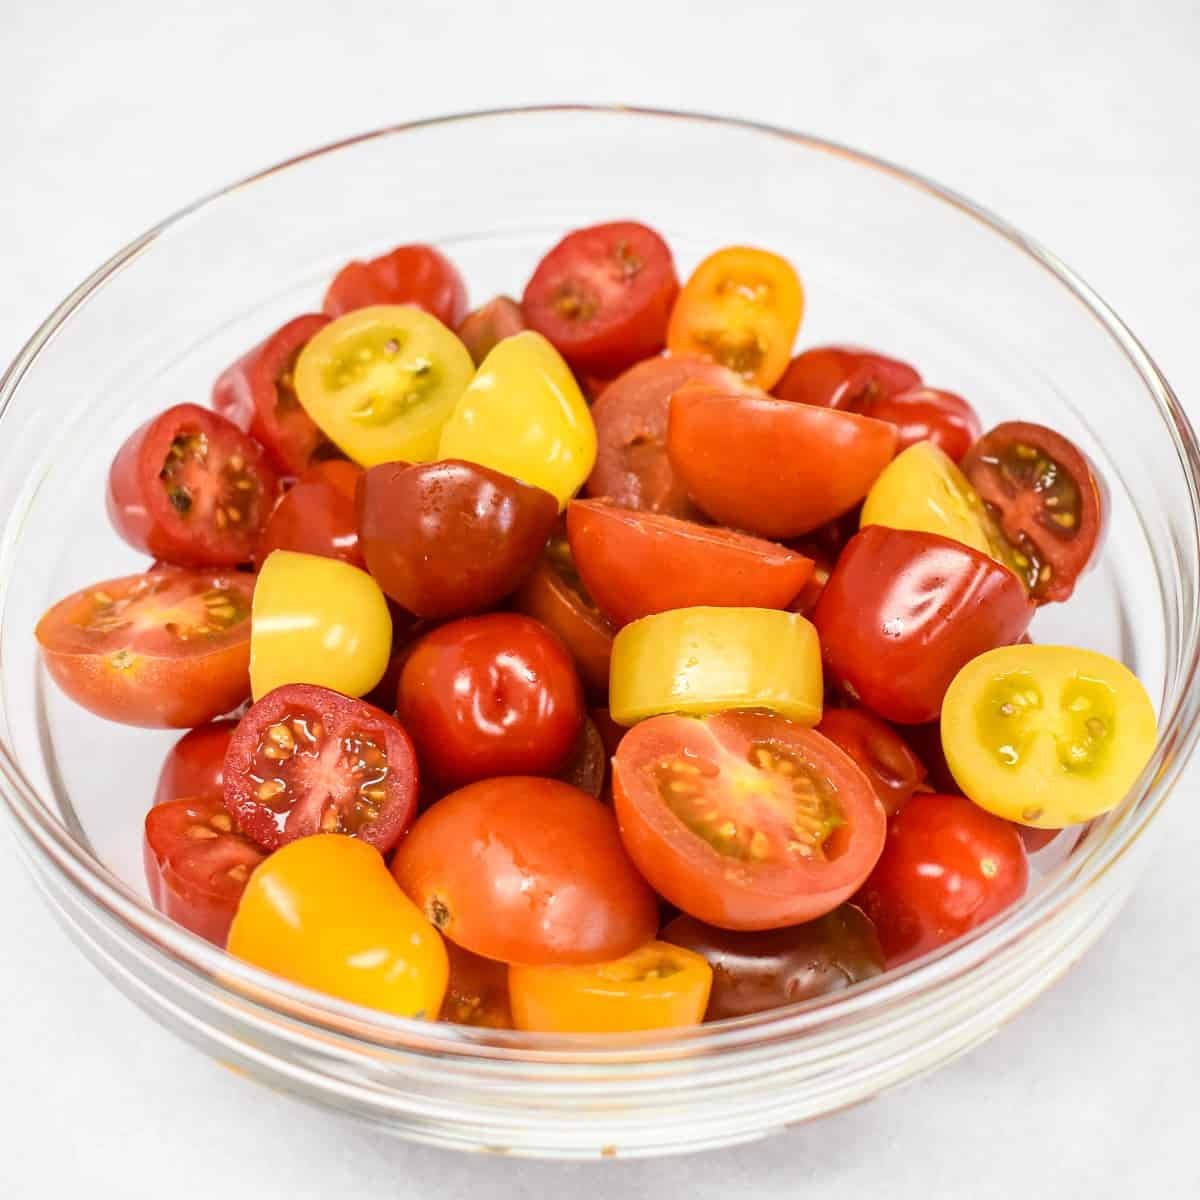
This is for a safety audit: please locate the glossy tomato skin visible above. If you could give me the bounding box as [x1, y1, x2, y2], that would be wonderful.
[393, 776, 658, 965]
[397, 614, 584, 788]
[456, 295, 527, 365]
[256, 459, 364, 568]
[154, 719, 238, 806]
[774, 346, 921, 411]
[212, 314, 335, 475]
[813, 526, 1033, 724]
[522, 221, 679, 376]
[864, 386, 981, 463]
[816, 707, 928, 817]
[357, 459, 558, 619]
[322, 243, 467, 327]
[855, 792, 1028, 966]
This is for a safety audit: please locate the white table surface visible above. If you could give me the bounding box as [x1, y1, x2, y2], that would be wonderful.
[3, 1, 1199, 1194]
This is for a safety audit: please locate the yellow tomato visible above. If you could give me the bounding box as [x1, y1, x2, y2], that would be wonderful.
[294, 305, 474, 465]
[608, 606, 823, 727]
[228, 835, 448, 1019]
[251, 550, 391, 699]
[941, 644, 1158, 828]
[437, 330, 596, 508]
[509, 941, 712, 1033]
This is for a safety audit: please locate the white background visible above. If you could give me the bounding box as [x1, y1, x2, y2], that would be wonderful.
[3, 1, 1199, 1195]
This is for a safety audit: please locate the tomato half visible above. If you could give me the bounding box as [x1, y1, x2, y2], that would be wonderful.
[322, 243, 467, 327]
[456, 295, 527, 365]
[440, 942, 513, 1028]
[773, 345, 921, 411]
[614, 711, 887, 930]
[864, 386, 981, 463]
[36, 568, 253, 727]
[255, 459, 364, 568]
[816, 708, 928, 817]
[107, 404, 279, 566]
[154, 719, 238, 805]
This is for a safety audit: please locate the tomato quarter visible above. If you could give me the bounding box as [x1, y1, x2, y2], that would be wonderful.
[323, 243, 467, 327]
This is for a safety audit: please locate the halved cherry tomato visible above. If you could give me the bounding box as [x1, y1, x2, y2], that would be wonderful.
[256, 459, 364, 568]
[941, 644, 1158, 827]
[36, 568, 253, 727]
[816, 708, 927, 817]
[440, 942, 513, 1028]
[107, 404, 279, 566]
[614, 711, 886, 930]
[323, 243, 467, 327]
[566, 501, 812, 627]
[667, 247, 804, 389]
[667, 387, 897, 537]
[556, 716, 607, 799]
[813, 527, 1033, 725]
[522, 221, 679, 376]
[773, 345, 921, 411]
[392, 776, 658, 965]
[223, 682, 418, 852]
[855, 792, 1028, 966]
[864, 386, 981, 463]
[456, 295, 527, 365]
[961, 421, 1105, 602]
[154, 719, 238, 806]
[509, 941, 712, 1033]
[356, 459, 557, 618]
[212, 314, 336, 475]
[144, 796, 264, 945]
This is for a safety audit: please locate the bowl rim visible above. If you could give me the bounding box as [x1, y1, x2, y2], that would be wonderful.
[2, 102, 1199, 1061]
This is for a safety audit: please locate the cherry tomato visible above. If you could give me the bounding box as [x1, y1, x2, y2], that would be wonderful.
[898, 721, 960, 794]
[440, 942, 513, 1029]
[864, 386, 981, 463]
[456, 295, 527, 365]
[614, 711, 887, 930]
[667, 387, 897, 537]
[556, 715, 607, 799]
[212, 314, 336, 475]
[961, 421, 1105, 602]
[660, 905, 884, 1019]
[667, 247, 804, 389]
[816, 708, 928, 817]
[396, 614, 584, 788]
[107, 403, 279, 566]
[941, 644, 1157, 827]
[256, 459, 364, 568]
[509, 941, 712, 1034]
[229, 835, 448, 1019]
[36, 568, 253, 728]
[322, 243, 467, 327]
[855, 792, 1028, 966]
[773, 345, 921, 411]
[392, 776, 658, 965]
[566, 501, 812, 627]
[813, 527, 1033, 725]
[522, 221, 679, 376]
[143, 796, 264, 945]
[154, 719, 238, 805]
[223, 682, 418, 852]
[356, 459, 558, 619]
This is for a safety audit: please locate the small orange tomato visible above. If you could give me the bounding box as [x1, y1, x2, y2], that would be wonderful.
[667, 247, 804, 389]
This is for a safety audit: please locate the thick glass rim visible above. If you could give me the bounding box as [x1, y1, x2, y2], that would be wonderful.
[2, 103, 1198, 1062]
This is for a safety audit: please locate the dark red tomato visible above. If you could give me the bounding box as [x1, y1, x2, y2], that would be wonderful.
[144, 797, 264, 945]
[813, 526, 1033, 724]
[107, 404, 279, 566]
[556, 715, 606, 799]
[585, 355, 752, 518]
[223, 683, 418, 853]
[36, 568, 253, 728]
[667, 387, 898, 538]
[440, 942, 513, 1028]
[855, 792, 1028, 966]
[816, 708, 927, 817]
[961, 421, 1105, 602]
[154, 719, 238, 806]
[614, 711, 887, 931]
[661, 905, 885, 1019]
[392, 776, 658, 965]
[212, 314, 335, 475]
[773, 346, 921, 411]
[357, 459, 558, 619]
[590, 707, 625, 806]
[899, 721, 959, 794]
[256, 459, 364, 568]
[786, 508, 862, 614]
[522, 221, 679, 376]
[566, 500, 812, 627]
[456, 295, 527, 365]
[322, 243, 467, 326]
[363, 611, 427, 712]
[863, 387, 982, 463]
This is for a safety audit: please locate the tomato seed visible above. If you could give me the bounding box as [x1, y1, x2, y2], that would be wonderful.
[185, 824, 219, 840]
[210, 812, 233, 832]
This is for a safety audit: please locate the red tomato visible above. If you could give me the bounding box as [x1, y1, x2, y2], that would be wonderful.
[898, 721, 960, 794]
[154, 719, 238, 806]
[456, 295, 527, 365]
[36, 568, 253, 728]
[522, 221, 679, 376]
[223, 683, 418, 853]
[212, 314, 335, 475]
[397, 614, 584, 788]
[322, 243, 467, 326]
[855, 792, 1028, 966]
[1018, 825, 1063, 854]
[107, 404, 279, 566]
[440, 942, 514, 1028]
[613, 711, 887, 930]
[392, 776, 658, 965]
[144, 796, 264, 945]
[556, 715, 607, 799]
[863, 386, 981, 463]
[816, 708, 927, 817]
[774, 346, 921, 410]
[786, 509, 862, 614]
[666, 387, 897, 538]
[256, 460, 364, 568]
[566, 500, 812, 627]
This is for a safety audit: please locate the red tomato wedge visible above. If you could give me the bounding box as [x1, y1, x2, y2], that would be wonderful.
[256, 459, 364, 568]
[774, 345, 920, 411]
[322, 243, 467, 327]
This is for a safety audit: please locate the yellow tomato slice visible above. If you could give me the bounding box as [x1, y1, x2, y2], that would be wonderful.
[608, 606, 823, 727]
[508, 940, 712, 1033]
[294, 305, 474, 465]
[251, 550, 391, 700]
[941, 644, 1158, 828]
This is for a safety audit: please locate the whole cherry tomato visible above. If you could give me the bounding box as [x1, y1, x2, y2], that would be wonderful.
[256, 459, 364, 568]
[773, 345, 921, 410]
[154, 719, 238, 805]
[456, 295, 527, 365]
[816, 708, 928, 817]
[440, 942, 513, 1028]
[323, 243, 468, 327]
[864, 386, 981, 463]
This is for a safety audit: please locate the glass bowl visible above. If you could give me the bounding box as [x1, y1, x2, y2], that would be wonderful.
[1, 106, 1198, 1161]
